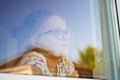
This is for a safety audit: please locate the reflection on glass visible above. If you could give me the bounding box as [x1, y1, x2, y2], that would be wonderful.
[0, 0, 105, 79]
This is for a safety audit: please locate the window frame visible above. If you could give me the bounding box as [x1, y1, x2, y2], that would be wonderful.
[99, 0, 120, 80]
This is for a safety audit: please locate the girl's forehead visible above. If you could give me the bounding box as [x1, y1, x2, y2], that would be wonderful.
[42, 15, 68, 30]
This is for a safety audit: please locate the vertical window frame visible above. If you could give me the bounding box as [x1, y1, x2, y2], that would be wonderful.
[99, 0, 120, 80]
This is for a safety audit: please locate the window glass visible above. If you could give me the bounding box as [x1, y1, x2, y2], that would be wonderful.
[0, 0, 105, 79]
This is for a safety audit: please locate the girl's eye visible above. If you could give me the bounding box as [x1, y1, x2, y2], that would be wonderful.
[52, 28, 71, 40]
[52, 29, 64, 39]
[63, 31, 71, 40]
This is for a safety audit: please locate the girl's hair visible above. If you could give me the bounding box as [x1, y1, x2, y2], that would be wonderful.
[18, 10, 55, 52]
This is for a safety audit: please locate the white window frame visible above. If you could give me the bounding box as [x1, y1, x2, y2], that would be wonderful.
[0, 0, 120, 80]
[99, 0, 120, 80]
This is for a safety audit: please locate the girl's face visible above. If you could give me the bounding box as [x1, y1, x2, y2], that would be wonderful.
[33, 15, 71, 57]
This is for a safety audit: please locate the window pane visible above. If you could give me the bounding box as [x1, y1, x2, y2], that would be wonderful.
[0, 0, 105, 79]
